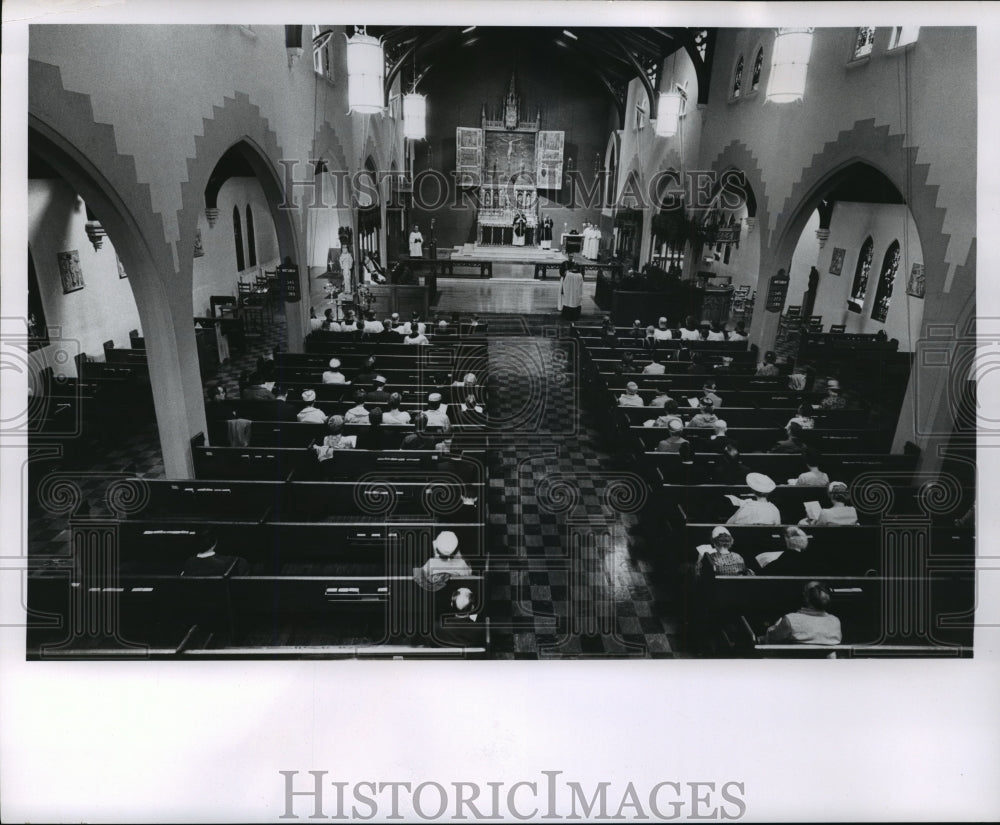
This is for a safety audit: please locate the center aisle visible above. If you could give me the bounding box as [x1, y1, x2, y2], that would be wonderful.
[479, 314, 685, 658]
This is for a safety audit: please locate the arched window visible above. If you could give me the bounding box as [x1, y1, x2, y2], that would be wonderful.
[245, 204, 257, 268]
[232, 206, 246, 271]
[732, 55, 744, 98]
[870, 240, 901, 323]
[848, 236, 874, 313]
[751, 47, 764, 90]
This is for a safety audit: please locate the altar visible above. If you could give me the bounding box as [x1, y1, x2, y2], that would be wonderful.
[456, 73, 565, 249]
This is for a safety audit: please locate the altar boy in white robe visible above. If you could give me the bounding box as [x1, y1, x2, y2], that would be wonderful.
[408, 225, 424, 258]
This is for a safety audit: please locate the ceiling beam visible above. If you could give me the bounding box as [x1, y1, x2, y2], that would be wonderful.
[607, 31, 658, 119]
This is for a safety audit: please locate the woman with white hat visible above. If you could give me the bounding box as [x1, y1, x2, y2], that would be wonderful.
[296, 389, 327, 423]
[693, 526, 746, 576]
[414, 530, 472, 590]
[726, 473, 782, 525]
[655, 418, 689, 453]
[618, 382, 645, 407]
[799, 481, 859, 526]
[322, 357, 347, 384]
[314, 414, 357, 460]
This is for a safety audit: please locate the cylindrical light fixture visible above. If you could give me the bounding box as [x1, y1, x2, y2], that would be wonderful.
[346, 30, 385, 114]
[767, 28, 814, 103]
[655, 90, 684, 137]
[403, 93, 426, 140]
[285, 25, 304, 69]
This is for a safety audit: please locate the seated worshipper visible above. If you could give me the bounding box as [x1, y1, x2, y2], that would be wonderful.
[762, 581, 842, 646]
[296, 389, 327, 423]
[686, 351, 711, 376]
[792, 448, 830, 487]
[770, 421, 807, 454]
[355, 407, 390, 450]
[458, 394, 485, 415]
[434, 586, 484, 648]
[614, 351, 637, 375]
[629, 319, 645, 341]
[649, 388, 672, 408]
[726, 473, 782, 525]
[389, 311, 402, 330]
[708, 419, 734, 453]
[353, 355, 379, 386]
[799, 481, 859, 527]
[688, 399, 719, 428]
[255, 385, 299, 422]
[343, 389, 371, 425]
[322, 357, 348, 384]
[642, 325, 659, 351]
[435, 319, 453, 338]
[401, 413, 438, 450]
[701, 380, 723, 408]
[787, 362, 816, 391]
[365, 375, 391, 405]
[679, 316, 701, 341]
[451, 373, 479, 394]
[786, 403, 816, 431]
[706, 320, 727, 342]
[377, 319, 395, 339]
[642, 353, 666, 375]
[404, 326, 430, 345]
[656, 418, 689, 453]
[423, 392, 451, 428]
[309, 307, 323, 332]
[727, 320, 748, 342]
[652, 317, 674, 341]
[414, 530, 473, 591]
[819, 378, 847, 410]
[240, 372, 275, 401]
[313, 414, 357, 460]
[692, 526, 746, 577]
[383, 392, 412, 425]
[755, 525, 812, 571]
[181, 529, 250, 577]
[643, 399, 682, 428]
[714, 442, 751, 485]
[618, 381, 645, 407]
[756, 350, 779, 377]
[320, 308, 339, 332]
[675, 442, 714, 485]
[363, 311, 383, 334]
[204, 383, 237, 446]
[409, 313, 427, 335]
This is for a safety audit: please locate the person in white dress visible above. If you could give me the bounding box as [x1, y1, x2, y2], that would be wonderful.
[408, 225, 424, 258]
[322, 357, 348, 384]
[618, 382, 645, 407]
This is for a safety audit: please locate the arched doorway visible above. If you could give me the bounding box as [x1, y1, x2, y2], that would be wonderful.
[781, 161, 924, 350]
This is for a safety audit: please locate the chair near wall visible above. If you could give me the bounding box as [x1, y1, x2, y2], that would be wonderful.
[237, 278, 271, 336]
[829, 324, 846, 334]
[807, 316, 824, 333]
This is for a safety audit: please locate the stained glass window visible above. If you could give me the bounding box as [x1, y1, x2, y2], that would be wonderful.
[853, 27, 876, 59]
[245, 205, 257, 268]
[848, 236, 874, 313]
[732, 55, 744, 98]
[312, 26, 334, 81]
[889, 27, 920, 49]
[751, 47, 764, 90]
[870, 240, 900, 323]
[233, 206, 245, 271]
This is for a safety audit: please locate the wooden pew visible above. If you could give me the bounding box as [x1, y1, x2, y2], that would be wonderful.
[631, 425, 890, 454]
[639, 451, 919, 485]
[618, 406, 869, 430]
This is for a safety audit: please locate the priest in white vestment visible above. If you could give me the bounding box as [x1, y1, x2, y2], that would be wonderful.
[409, 225, 424, 257]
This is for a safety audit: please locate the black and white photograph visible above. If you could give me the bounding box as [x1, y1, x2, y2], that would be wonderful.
[1, 1, 998, 822]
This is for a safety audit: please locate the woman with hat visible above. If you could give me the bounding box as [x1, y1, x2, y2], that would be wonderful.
[799, 481, 859, 526]
[819, 379, 847, 410]
[678, 315, 701, 341]
[655, 418, 689, 453]
[756, 525, 811, 570]
[688, 398, 719, 428]
[618, 382, 645, 407]
[344, 389, 370, 425]
[414, 530, 472, 590]
[652, 317, 673, 341]
[756, 350, 779, 377]
[296, 389, 327, 423]
[322, 357, 347, 384]
[314, 414, 357, 460]
[692, 525, 745, 576]
[726, 473, 782, 525]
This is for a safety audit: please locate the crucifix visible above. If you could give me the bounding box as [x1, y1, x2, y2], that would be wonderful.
[495, 134, 523, 161]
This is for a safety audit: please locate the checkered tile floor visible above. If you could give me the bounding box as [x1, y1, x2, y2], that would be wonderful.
[27, 307, 688, 657]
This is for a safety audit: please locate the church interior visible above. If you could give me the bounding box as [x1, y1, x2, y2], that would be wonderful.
[21, 23, 978, 659]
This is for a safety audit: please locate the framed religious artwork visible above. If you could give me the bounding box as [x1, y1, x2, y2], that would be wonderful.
[193, 226, 205, 258]
[906, 262, 925, 298]
[117, 254, 128, 278]
[57, 250, 84, 293]
[829, 246, 846, 276]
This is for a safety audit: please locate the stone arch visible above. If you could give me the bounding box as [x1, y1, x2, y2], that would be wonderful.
[178, 92, 307, 348]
